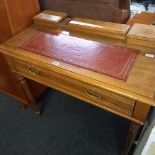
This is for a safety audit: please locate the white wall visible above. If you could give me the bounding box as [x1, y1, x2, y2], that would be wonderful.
[141, 127, 155, 155]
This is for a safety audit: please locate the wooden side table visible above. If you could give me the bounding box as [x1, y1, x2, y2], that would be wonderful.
[127, 12, 155, 26]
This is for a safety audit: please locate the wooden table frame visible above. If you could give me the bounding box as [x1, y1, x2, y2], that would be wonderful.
[1, 26, 155, 155]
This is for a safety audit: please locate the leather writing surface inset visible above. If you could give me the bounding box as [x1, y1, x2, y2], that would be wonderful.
[21, 32, 139, 81]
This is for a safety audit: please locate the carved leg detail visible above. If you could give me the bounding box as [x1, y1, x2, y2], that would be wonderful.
[17, 74, 41, 115]
[122, 122, 141, 155]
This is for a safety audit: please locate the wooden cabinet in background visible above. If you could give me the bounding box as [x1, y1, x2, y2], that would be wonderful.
[0, 0, 46, 106]
[0, 0, 40, 41]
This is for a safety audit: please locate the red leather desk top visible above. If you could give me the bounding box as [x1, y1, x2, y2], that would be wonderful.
[21, 32, 139, 81]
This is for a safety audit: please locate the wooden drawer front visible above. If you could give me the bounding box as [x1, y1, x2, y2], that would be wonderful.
[13, 59, 135, 116]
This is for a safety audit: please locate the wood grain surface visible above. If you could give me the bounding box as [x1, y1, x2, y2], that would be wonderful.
[62, 17, 130, 41]
[0, 26, 155, 125]
[127, 23, 155, 48]
[0, 0, 46, 106]
[127, 12, 155, 26]
[33, 10, 68, 28]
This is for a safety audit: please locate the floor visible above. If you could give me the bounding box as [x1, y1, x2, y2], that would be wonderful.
[0, 89, 130, 155]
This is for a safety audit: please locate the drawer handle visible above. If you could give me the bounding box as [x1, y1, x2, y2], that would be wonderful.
[28, 67, 40, 75]
[86, 89, 102, 100]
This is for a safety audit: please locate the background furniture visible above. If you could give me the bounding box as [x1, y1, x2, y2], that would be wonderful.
[0, 0, 46, 106]
[39, 0, 131, 23]
[134, 0, 155, 4]
[127, 12, 155, 26]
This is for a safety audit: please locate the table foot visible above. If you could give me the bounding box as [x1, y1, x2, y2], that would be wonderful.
[122, 122, 141, 155]
[35, 110, 42, 116]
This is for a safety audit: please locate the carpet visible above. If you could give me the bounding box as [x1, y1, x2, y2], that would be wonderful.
[0, 89, 130, 155]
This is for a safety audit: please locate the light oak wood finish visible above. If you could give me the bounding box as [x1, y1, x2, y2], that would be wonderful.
[59, 17, 155, 55]
[133, 102, 151, 123]
[0, 0, 47, 107]
[33, 10, 68, 28]
[127, 12, 155, 26]
[62, 17, 130, 41]
[0, 24, 154, 155]
[127, 23, 155, 48]
[0, 26, 154, 123]
[12, 58, 135, 116]
[61, 21, 155, 56]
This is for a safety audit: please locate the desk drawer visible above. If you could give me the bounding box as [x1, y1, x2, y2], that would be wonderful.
[12, 59, 135, 116]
